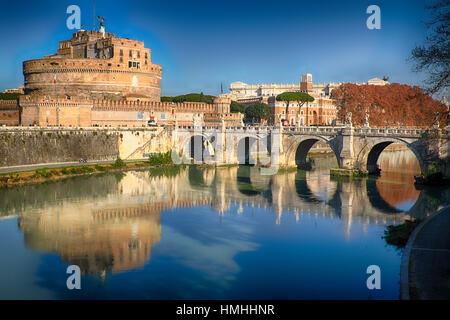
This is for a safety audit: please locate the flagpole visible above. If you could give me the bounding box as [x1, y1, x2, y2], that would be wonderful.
[54, 72, 58, 126]
[93, 0, 96, 31]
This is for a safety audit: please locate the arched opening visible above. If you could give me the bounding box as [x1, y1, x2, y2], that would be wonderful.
[313, 111, 318, 125]
[294, 138, 338, 170]
[237, 137, 253, 165]
[366, 142, 421, 212]
[237, 136, 269, 166]
[190, 135, 205, 162]
[188, 135, 215, 163]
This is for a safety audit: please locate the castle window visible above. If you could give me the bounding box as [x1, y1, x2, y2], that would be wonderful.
[129, 61, 132, 68]
[129, 50, 132, 57]
[137, 51, 140, 58]
[120, 49, 123, 56]
[120, 57, 123, 63]
[145, 52, 148, 59]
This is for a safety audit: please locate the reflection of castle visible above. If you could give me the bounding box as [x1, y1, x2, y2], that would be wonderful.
[9, 164, 444, 275]
[18, 202, 162, 275]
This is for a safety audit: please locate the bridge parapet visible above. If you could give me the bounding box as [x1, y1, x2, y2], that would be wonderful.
[353, 127, 428, 138]
[282, 126, 344, 135]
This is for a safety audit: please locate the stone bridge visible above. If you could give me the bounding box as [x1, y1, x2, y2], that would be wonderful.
[172, 124, 450, 178]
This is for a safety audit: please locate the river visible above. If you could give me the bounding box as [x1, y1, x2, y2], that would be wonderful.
[0, 147, 448, 299]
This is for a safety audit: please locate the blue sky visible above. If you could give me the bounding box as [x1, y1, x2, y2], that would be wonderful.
[0, 0, 433, 96]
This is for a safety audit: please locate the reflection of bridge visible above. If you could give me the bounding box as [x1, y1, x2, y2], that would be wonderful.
[1, 166, 447, 278]
[172, 125, 450, 177]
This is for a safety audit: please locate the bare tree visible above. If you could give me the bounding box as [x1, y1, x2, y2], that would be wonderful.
[411, 0, 449, 96]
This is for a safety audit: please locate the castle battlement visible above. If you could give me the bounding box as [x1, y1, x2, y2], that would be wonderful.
[0, 100, 19, 110]
[23, 58, 161, 76]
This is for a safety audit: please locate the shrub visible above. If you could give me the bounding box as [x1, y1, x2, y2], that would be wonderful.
[113, 157, 126, 168]
[95, 164, 106, 171]
[423, 163, 443, 183]
[35, 169, 52, 178]
[383, 219, 422, 248]
[148, 151, 173, 166]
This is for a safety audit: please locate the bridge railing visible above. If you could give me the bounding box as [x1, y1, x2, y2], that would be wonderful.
[173, 125, 444, 138]
[283, 126, 344, 134]
[354, 127, 426, 137]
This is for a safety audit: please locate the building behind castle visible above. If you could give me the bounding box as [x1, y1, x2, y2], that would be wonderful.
[222, 74, 389, 125]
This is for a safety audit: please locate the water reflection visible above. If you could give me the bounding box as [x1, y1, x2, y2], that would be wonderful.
[376, 147, 421, 211]
[3, 166, 448, 248]
[0, 154, 449, 299]
[19, 203, 161, 276]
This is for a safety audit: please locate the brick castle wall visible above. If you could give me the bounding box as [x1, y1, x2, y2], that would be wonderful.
[0, 100, 20, 126]
[16, 96, 233, 127]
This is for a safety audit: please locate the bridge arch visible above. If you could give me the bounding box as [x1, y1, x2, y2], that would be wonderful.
[284, 135, 341, 169]
[357, 138, 425, 175]
[236, 134, 270, 166]
[177, 133, 216, 163]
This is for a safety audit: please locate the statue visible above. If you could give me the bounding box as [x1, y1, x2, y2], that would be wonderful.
[193, 113, 202, 127]
[364, 112, 370, 128]
[346, 112, 352, 126]
[98, 16, 105, 34]
[433, 112, 440, 128]
[240, 113, 245, 127]
[98, 16, 105, 27]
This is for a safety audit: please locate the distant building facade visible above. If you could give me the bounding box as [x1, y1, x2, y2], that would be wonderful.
[223, 74, 389, 101]
[222, 74, 389, 125]
[268, 95, 337, 126]
[2, 86, 24, 94]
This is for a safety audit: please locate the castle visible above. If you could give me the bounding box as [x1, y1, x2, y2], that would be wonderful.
[0, 24, 240, 127]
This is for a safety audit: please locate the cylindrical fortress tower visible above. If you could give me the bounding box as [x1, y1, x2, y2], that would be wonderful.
[23, 30, 162, 101]
[23, 58, 161, 100]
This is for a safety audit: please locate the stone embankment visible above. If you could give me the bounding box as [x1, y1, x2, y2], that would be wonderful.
[0, 127, 173, 168]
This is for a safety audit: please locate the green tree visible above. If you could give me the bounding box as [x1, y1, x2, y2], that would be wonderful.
[161, 93, 216, 104]
[0, 93, 22, 100]
[276, 92, 314, 125]
[244, 103, 270, 123]
[230, 101, 247, 113]
[411, 0, 449, 95]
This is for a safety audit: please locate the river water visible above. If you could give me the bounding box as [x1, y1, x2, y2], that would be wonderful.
[0, 148, 448, 299]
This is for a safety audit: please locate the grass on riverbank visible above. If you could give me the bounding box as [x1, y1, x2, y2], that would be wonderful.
[0, 157, 175, 188]
[382, 219, 423, 248]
